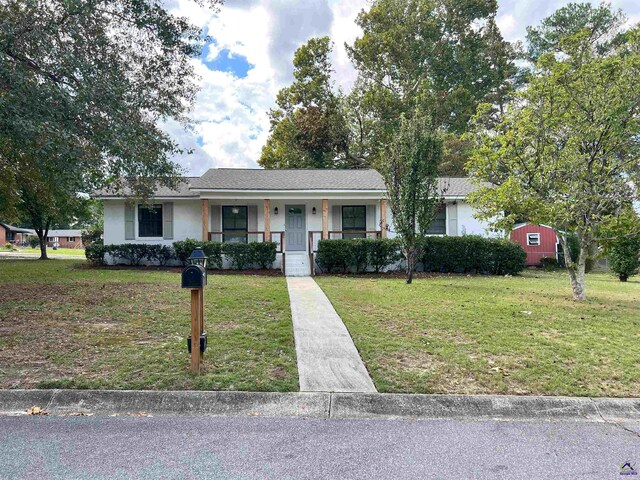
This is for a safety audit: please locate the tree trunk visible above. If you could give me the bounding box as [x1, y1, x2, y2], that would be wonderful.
[559, 234, 587, 301]
[35, 228, 49, 260]
[405, 244, 415, 284]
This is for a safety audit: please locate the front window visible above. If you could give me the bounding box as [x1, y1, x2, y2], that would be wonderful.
[67, 237, 75, 242]
[222, 206, 248, 243]
[425, 205, 446, 235]
[527, 233, 541, 246]
[138, 204, 163, 237]
[342, 206, 366, 239]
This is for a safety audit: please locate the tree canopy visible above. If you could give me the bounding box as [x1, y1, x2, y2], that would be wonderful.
[259, 37, 355, 169]
[0, 0, 220, 257]
[525, 2, 626, 62]
[466, 25, 640, 300]
[260, 0, 516, 174]
[381, 112, 442, 283]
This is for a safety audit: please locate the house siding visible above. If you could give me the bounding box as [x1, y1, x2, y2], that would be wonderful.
[103, 200, 201, 246]
[510, 224, 558, 266]
[100, 195, 498, 269]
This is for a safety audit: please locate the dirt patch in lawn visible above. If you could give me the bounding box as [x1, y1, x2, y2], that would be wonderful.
[0, 282, 164, 388]
[0, 263, 298, 392]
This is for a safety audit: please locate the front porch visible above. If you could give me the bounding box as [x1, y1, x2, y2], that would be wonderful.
[201, 197, 388, 276]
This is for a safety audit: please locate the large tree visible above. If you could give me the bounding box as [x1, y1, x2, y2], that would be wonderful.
[525, 2, 626, 63]
[466, 26, 640, 301]
[0, 0, 220, 258]
[259, 37, 357, 169]
[381, 112, 442, 284]
[348, 0, 516, 173]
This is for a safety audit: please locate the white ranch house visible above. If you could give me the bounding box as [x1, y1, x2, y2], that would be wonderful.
[97, 169, 492, 276]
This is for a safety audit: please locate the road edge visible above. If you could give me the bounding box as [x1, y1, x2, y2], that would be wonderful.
[1, 390, 640, 422]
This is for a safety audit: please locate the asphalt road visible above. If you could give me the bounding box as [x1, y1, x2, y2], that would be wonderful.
[0, 415, 638, 479]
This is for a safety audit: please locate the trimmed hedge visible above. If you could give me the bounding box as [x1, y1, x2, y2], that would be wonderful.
[251, 242, 278, 269]
[85, 244, 108, 265]
[222, 243, 252, 270]
[316, 238, 401, 273]
[87, 239, 277, 270]
[315, 236, 525, 275]
[173, 239, 223, 269]
[421, 236, 526, 275]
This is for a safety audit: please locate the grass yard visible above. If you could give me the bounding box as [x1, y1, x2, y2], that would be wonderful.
[0, 260, 297, 391]
[316, 271, 640, 397]
[12, 247, 85, 256]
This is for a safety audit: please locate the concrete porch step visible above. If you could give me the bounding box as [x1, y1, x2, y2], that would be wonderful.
[285, 252, 311, 277]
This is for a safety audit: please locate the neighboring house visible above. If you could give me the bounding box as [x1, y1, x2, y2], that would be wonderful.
[0, 223, 35, 246]
[510, 223, 559, 266]
[45, 230, 84, 248]
[95, 169, 493, 276]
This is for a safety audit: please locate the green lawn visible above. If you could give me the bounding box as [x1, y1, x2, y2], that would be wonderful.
[12, 247, 85, 256]
[0, 260, 297, 391]
[316, 271, 640, 397]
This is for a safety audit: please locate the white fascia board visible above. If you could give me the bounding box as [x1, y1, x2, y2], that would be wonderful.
[95, 196, 198, 201]
[196, 190, 387, 200]
[443, 195, 468, 200]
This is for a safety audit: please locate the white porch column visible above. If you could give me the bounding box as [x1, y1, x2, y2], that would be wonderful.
[380, 198, 387, 238]
[322, 199, 329, 239]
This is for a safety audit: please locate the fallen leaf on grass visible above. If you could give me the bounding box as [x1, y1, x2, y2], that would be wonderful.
[68, 412, 94, 417]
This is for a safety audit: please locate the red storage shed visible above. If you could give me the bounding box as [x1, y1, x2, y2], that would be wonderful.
[510, 224, 559, 266]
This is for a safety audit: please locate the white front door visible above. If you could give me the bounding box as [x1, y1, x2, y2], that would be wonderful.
[285, 205, 306, 251]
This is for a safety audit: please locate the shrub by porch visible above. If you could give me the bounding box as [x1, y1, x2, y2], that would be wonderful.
[314, 236, 526, 275]
[87, 239, 279, 271]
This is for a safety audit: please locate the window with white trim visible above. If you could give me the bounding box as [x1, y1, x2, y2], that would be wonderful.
[527, 233, 541, 246]
[342, 206, 366, 239]
[138, 204, 163, 237]
[425, 205, 447, 235]
[222, 206, 248, 243]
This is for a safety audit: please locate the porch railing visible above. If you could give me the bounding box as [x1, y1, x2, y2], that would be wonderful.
[307, 230, 382, 275]
[207, 231, 286, 274]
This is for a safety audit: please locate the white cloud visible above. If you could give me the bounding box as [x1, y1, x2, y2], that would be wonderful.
[496, 13, 517, 41]
[165, 0, 640, 175]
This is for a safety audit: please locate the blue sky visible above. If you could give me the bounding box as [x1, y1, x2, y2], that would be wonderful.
[167, 0, 640, 175]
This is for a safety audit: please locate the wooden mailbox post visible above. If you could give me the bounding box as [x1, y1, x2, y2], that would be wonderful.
[182, 248, 208, 373]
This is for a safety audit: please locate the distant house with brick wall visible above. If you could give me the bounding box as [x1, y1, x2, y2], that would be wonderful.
[0, 223, 35, 246]
[46, 230, 84, 248]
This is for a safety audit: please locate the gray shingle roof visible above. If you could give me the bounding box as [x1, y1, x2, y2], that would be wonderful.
[47, 230, 83, 237]
[438, 177, 484, 197]
[0, 223, 35, 235]
[94, 178, 199, 198]
[191, 169, 387, 191]
[93, 170, 483, 198]
[191, 169, 481, 196]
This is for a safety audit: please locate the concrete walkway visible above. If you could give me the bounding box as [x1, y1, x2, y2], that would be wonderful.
[286, 277, 376, 393]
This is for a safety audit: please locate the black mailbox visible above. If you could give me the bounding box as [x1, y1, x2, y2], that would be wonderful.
[181, 264, 207, 289]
